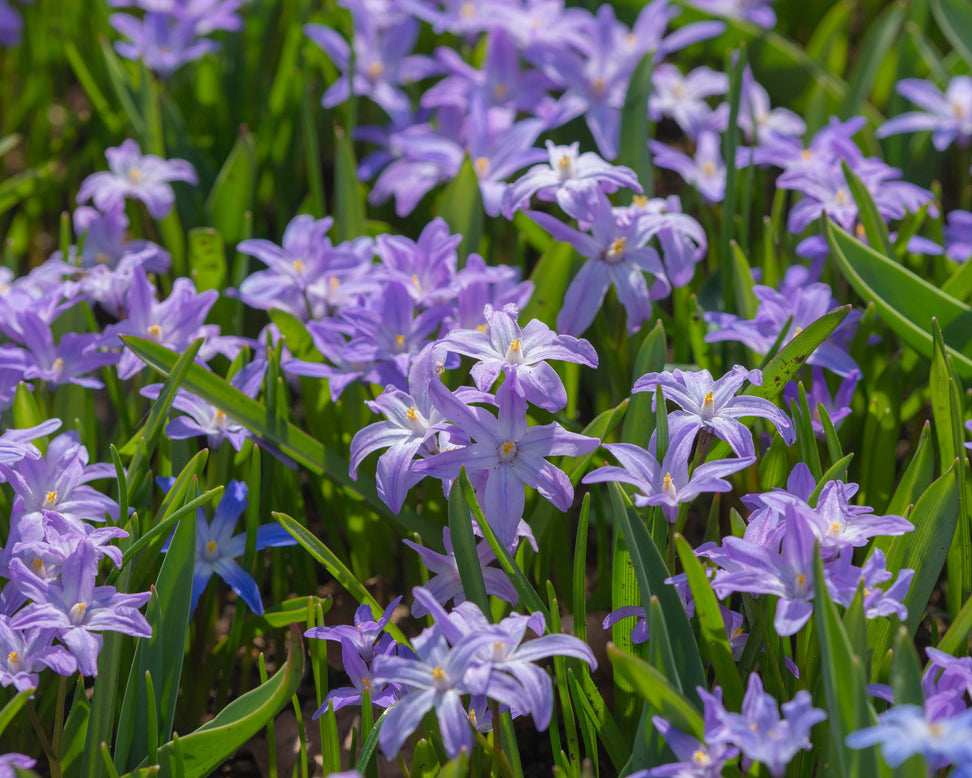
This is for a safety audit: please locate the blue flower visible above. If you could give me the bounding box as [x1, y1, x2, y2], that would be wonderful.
[160, 480, 296, 615]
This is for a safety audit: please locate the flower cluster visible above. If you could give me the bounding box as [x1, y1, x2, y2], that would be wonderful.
[0, 424, 151, 680]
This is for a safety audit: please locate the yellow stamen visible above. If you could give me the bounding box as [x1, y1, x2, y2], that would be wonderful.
[362, 677, 373, 692]
[692, 750, 712, 767]
[52, 357, 64, 372]
[206, 540, 218, 556]
[500, 441, 516, 456]
[44, 490, 58, 505]
[608, 237, 627, 256]
[329, 276, 340, 290]
[830, 521, 842, 534]
[366, 61, 384, 79]
[411, 273, 421, 288]
[702, 161, 716, 177]
[292, 258, 305, 274]
[407, 407, 418, 421]
[703, 391, 714, 407]
[460, 1, 475, 18]
[508, 338, 520, 353]
[127, 167, 142, 184]
[214, 410, 227, 425]
[394, 334, 405, 346]
[559, 155, 571, 169]
[70, 602, 87, 621]
[147, 324, 162, 340]
[432, 666, 446, 681]
[95, 252, 111, 265]
[632, 194, 648, 207]
[493, 82, 508, 100]
[855, 223, 866, 238]
[834, 189, 850, 206]
[796, 573, 807, 587]
[474, 156, 490, 177]
[800, 149, 812, 161]
[32, 557, 43, 571]
[591, 76, 606, 95]
[8, 651, 19, 666]
[476, 323, 488, 333]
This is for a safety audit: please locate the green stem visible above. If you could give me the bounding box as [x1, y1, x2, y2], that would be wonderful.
[26, 699, 58, 776]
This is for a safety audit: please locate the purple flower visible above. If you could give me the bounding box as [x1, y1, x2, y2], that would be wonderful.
[439, 303, 598, 413]
[375, 218, 460, 308]
[711, 505, 818, 636]
[710, 674, 826, 776]
[685, 0, 777, 27]
[502, 141, 641, 218]
[0, 753, 35, 777]
[583, 431, 753, 523]
[633, 698, 739, 777]
[846, 705, 972, 769]
[96, 269, 221, 380]
[305, 597, 402, 664]
[414, 381, 600, 544]
[304, 16, 438, 123]
[527, 188, 670, 335]
[111, 12, 218, 76]
[877, 76, 972, 151]
[0, 419, 62, 467]
[827, 549, 913, 620]
[945, 210, 972, 263]
[160, 480, 296, 615]
[8, 543, 151, 676]
[650, 64, 728, 139]
[705, 265, 860, 378]
[0, 617, 76, 691]
[782, 367, 860, 437]
[0, 0, 27, 46]
[77, 139, 197, 219]
[403, 529, 516, 615]
[369, 609, 510, 759]
[633, 365, 794, 457]
[141, 359, 267, 451]
[737, 66, 805, 145]
[14, 312, 115, 390]
[650, 131, 727, 203]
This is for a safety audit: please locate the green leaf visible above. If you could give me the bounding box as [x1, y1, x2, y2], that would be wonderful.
[268, 309, 319, 362]
[606, 646, 703, 739]
[60, 680, 91, 778]
[519, 241, 577, 329]
[0, 687, 32, 739]
[931, 0, 972, 70]
[618, 52, 654, 195]
[334, 127, 366, 243]
[838, 3, 905, 120]
[448, 471, 490, 617]
[607, 484, 706, 698]
[204, 128, 255, 245]
[152, 626, 304, 778]
[621, 321, 666, 446]
[812, 550, 881, 778]
[749, 305, 853, 402]
[868, 464, 960, 665]
[274, 511, 410, 645]
[885, 421, 933, 520]
[826, 219, 972, 377]
[188, 228, 227, 292]
[841, 161, 893, 257]
[437, 156, 483, 260]
[890, 627, 924, 708]
[117, 338, 204, 459]
[120, 335, 437, 538]
[807, 453, 855, 507]
[674, 535, 744, 711]
[12, 381, 43, 430]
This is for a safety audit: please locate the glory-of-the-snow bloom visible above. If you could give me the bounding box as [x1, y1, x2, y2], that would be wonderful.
[76, 139, 197, 219]
[414, 381, 600, 545]
[877, 76, 972, 150]
[159, 480, 297, 615]
[633, 365, 795, 457]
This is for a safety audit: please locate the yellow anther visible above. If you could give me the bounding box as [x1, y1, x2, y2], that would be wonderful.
[45, 490, 58, 505]
[930, 722, 943, 737]
[703, 391, 714, 407]
[632, 194, 648, 207]
[206, 540, 218, 556]
[800, 149, 812, 160]
[702, 161, 716, 176]
[834, 189, 849, 206]
[70, 602, 87, 620]
[460, 1, 475, 17]
[8, 651, 19, 665]
[407, 406, 418, 420]
[494, 82, 508, 100]
[32, 557, 43, 571]
[731, 626, 744, 639]
[366, 61, 384, 79]
[469, 708, 477, 723]
[214, 410, 227, 425]
[830, 521, 842, 534]
[127, 167, 142, 184]
[500, 441, 516, 456]
[559, 155, 571, 169]
[692, 750, 712, 767]
[395, 334, 406, 346]
[95, 252, 111, 265]
[362, 677, 373, 691]
[411, 273, 421, 287]
[329, 276, 340, 290]
[591, 77, 605, 93]
[608, 237, 627, 256]
[292, 258, 305, 274]
[432, 666, 446, 681]
[508, 338, 520, 353]
[796, 573, 807, 587]
[52, 357, 64, 372]
[855, 223, 866, 238]
[474, 156, 490, 177]
[476, 323, 488, 333]
[147, 324, 162, 339]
